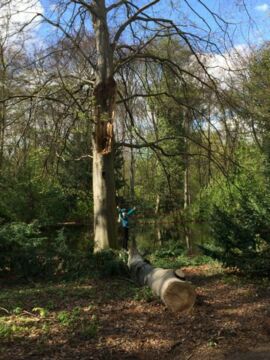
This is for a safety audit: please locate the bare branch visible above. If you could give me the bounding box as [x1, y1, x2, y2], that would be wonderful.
[107, 0, 127, 12]
[37, 13, 96, 70]
[113, 0, 161, 45]
[72, 0, 98, 17]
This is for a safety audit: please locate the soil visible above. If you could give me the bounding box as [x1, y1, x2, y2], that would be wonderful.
[0, 264, 269, 360]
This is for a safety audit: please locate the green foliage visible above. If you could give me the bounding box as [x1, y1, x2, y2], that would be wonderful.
[0, 131, 93, 225]
[57, 310, 75, 326]
[149, 241, 216, 268]
[0, 222, 128, 280]
[0, 321, 24, 340]
[46, 300, 56, 310]
[0, 322, 13, 340]
[132, 38, 203, 211]
[133, 287, 155, 302]
[12, 307, 23, 315]
[198, 146, 270, 275]
[0, 150, 70, 224]
[0, 221, 49, 277]
[32, 307, 48, 318]
[93, 249, 129, 278]
[152, 241, 185, 258]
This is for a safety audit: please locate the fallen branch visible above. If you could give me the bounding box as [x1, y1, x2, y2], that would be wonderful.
[0, 307, 10, 314]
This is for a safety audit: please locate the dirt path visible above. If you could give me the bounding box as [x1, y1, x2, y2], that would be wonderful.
[0, 265, 269, 359]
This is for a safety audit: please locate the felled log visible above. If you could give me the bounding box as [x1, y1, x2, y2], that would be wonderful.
[128, 246, 196, 312]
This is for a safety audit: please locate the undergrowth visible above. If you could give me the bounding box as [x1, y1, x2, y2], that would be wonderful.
[147, 241, 218, 269]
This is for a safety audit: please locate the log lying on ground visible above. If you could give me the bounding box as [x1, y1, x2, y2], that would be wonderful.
[128, 246, 196, 312]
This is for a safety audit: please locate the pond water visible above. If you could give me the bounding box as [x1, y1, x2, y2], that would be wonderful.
[133, 221, 211, 252]
[52, 219, 211, 253]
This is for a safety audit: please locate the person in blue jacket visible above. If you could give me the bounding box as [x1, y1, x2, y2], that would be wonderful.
[117, 205, 136, 249]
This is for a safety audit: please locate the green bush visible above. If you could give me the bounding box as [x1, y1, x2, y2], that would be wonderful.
[152, 241, 185, 258]
[149, 241, 215, 268]
[0, 221, 50, 277]
[198, 147, 270, 275]
[0, 222, 128, 280]
[93, 249, 128, 277]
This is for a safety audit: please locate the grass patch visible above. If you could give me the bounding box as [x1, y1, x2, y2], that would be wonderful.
[57, 307, 99, 339]
[0, 282, 97, 313]
[133, 287, 155, 303]
[0, 322, 13, 340]
[0, 277, 137, 346]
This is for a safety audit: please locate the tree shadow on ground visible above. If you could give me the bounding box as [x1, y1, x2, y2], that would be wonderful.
[0, 270, 269, 360]
[0, 277, 139, 313]
[225, 347, 270, 360]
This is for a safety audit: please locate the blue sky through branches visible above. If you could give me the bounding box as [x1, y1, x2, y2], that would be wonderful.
[1, 0, 270, 52]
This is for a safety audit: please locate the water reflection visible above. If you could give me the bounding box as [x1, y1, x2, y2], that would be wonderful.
[49, 220, 211, 253]
[132, 221, 211, 252]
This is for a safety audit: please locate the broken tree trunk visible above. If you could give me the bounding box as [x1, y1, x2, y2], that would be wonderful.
[91, 0, 118, 251]
[128, 246, 196, 313]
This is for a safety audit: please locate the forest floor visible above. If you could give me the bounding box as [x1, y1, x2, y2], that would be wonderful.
[0, 263, 270, 360]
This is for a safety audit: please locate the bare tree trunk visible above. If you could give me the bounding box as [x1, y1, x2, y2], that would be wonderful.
[92, 139, 118, 251]
[0, 45, 6, 172]
[0, 106, 5, 171]
[183, 112, 191, 250]
[155, 193, 160, 215]
[130, 133, 135, 201]
[128, 246, 196, 312]
[92, 0, 118, 251]
[155, 194, 162, 245]
[207, 113, 212, 181]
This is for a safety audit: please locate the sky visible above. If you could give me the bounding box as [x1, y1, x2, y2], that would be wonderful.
[166, 0, 270, 48]
[0, 0, 43, 40]
[1, 0, 270, 51]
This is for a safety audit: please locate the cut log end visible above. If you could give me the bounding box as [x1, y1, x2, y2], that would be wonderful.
[128, 247, 196, 313]
[162, 281, 196, 313]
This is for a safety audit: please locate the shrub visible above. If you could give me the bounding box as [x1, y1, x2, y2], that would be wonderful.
[149, 241, 215, 268]
[0, 222, 128, 280]
[198, 147, 270, 275]
[0, 221, 49, 277]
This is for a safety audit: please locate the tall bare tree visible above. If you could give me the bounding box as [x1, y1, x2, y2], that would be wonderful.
[2, 0, 251, 251]
[46, 0, 238, 251]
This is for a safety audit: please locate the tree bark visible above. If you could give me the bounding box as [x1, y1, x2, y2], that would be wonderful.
[0, 44, 7, 172]
[91, 0, 118, 251]
[183, 111, 191, 250]
[92, 140, 118, 251]
[128, 246, 196, 312]
[130, 133, 135, 201]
